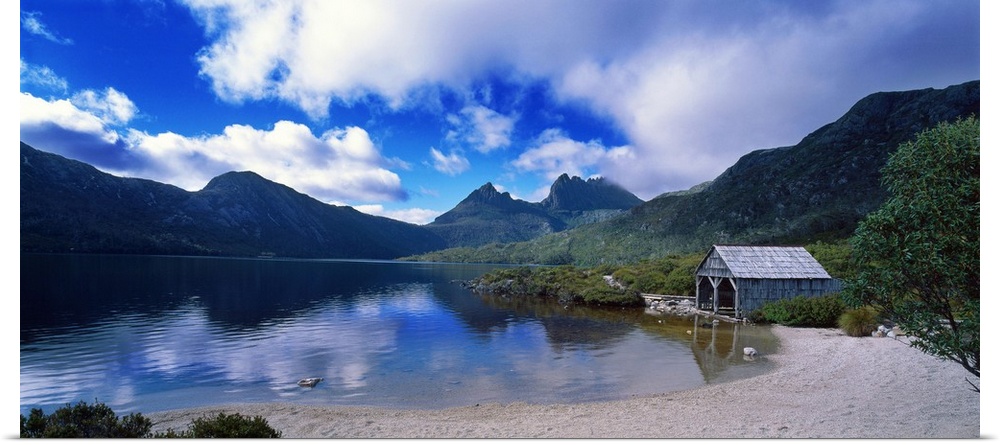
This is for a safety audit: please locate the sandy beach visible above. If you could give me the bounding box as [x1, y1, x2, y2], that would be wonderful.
[146, 325, 981, 438]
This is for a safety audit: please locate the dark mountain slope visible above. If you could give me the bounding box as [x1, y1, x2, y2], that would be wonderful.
[633, 80, 981, 243]
[20, 143, 447, 258]
[21, 143, 195, 254]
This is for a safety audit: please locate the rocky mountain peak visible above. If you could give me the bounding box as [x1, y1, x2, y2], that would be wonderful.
[541, 174, 643, 211]
[462, 182, 513, 205]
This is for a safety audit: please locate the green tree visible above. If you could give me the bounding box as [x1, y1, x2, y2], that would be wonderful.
[843, 117, 979, 389]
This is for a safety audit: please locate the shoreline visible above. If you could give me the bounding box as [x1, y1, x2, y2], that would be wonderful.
[146, 325, 980, 438]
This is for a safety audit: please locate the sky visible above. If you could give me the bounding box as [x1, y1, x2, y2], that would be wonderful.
[17, 0, 981, 225]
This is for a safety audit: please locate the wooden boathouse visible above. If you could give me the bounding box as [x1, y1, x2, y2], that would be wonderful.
[695, 245, 842, 318]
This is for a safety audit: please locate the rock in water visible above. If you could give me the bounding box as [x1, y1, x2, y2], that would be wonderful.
[297, 377, 324, 388]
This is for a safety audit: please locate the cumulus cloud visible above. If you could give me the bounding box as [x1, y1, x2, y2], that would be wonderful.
[178, 0, 977, 199]
[21, 92, 118, 144]
[21, 10, 74, 45]
[428, 147, 470, 176]
[71, 88, 139, 126]
[20, 87, 138, 141]
[128, 122, 408, 202]
[446, 105, 516, 153]
[179, 0, 668, 116]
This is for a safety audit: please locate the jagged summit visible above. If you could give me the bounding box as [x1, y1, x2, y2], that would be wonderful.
[430, 180, 552, 227]
[540, 173, 643, 211]
[426, 174, 645, 247]
[461, 182, 513, 205]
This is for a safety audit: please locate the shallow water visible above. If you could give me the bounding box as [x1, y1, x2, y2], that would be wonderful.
[20, 254, 778, 417]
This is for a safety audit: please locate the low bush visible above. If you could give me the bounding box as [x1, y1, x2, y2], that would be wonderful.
[748, 294, 846, 328]
[20, 401, 282, 438]
[581, 286, 642, 306]
[610, 254, 701, 296]
[470, 265, 645, 306]
[20, 401, 152, 438]
[838, 306, 880, 337]
[158, 412, 282, 438]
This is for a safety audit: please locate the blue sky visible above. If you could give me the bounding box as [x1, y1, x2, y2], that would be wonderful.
[18, 0, 981, 224]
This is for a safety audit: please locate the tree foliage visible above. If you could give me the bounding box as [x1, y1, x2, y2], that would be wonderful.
[843, 117, 979, 387]
[805, 240, 855, 280]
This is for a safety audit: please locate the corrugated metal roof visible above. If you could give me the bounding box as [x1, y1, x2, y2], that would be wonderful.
[711, 245, 833, 279]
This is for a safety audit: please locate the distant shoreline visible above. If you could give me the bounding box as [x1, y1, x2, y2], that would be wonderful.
[146, 326, 980, 438]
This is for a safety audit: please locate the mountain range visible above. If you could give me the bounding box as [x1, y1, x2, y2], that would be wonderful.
[407, 80, 980, 265]
[20, 80, 979, 264]
[20, 145, 641, 258]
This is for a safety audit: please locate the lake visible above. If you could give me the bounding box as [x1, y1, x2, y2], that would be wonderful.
[20, 253, 778, 418]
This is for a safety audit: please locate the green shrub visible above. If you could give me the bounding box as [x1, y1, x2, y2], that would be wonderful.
[164, 412, 282, 438]
[20, 401, 281, 439]
[838, 306, 880, 337]
[607, 254, 700, 296]
[20, 401, 153, 438]
[473, 265, 644, 306]
[581, 287, 643, 306]
[749, 294, 846, 328]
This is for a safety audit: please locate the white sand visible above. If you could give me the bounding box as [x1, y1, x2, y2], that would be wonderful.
[146, 326, 980, 438]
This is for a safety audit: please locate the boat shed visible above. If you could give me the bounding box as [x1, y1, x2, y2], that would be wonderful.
[695, 245, 842, 318]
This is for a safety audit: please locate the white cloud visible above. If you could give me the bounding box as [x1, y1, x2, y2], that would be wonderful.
[20, 60, 69, 93]
[128, 122, 408, 202]
[179, 0, 667, 115]
[20, 11, 73, 45]
[71, 88, 138, 126]
[428, 147, 470, 176]
[20, 87, 137, 144]
[353, 204, 442, 225]
[511, 128, 633, 184]
[446, 105, 516, 153]
[20, 92, 120, 145]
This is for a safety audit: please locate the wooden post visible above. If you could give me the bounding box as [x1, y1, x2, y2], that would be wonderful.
[729, 277, 739, 317]
[695, 276, 702, 310]
[709, 276, 721, 314]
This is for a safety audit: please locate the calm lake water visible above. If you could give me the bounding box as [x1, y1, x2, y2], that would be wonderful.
[20, 254, 778, 417]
